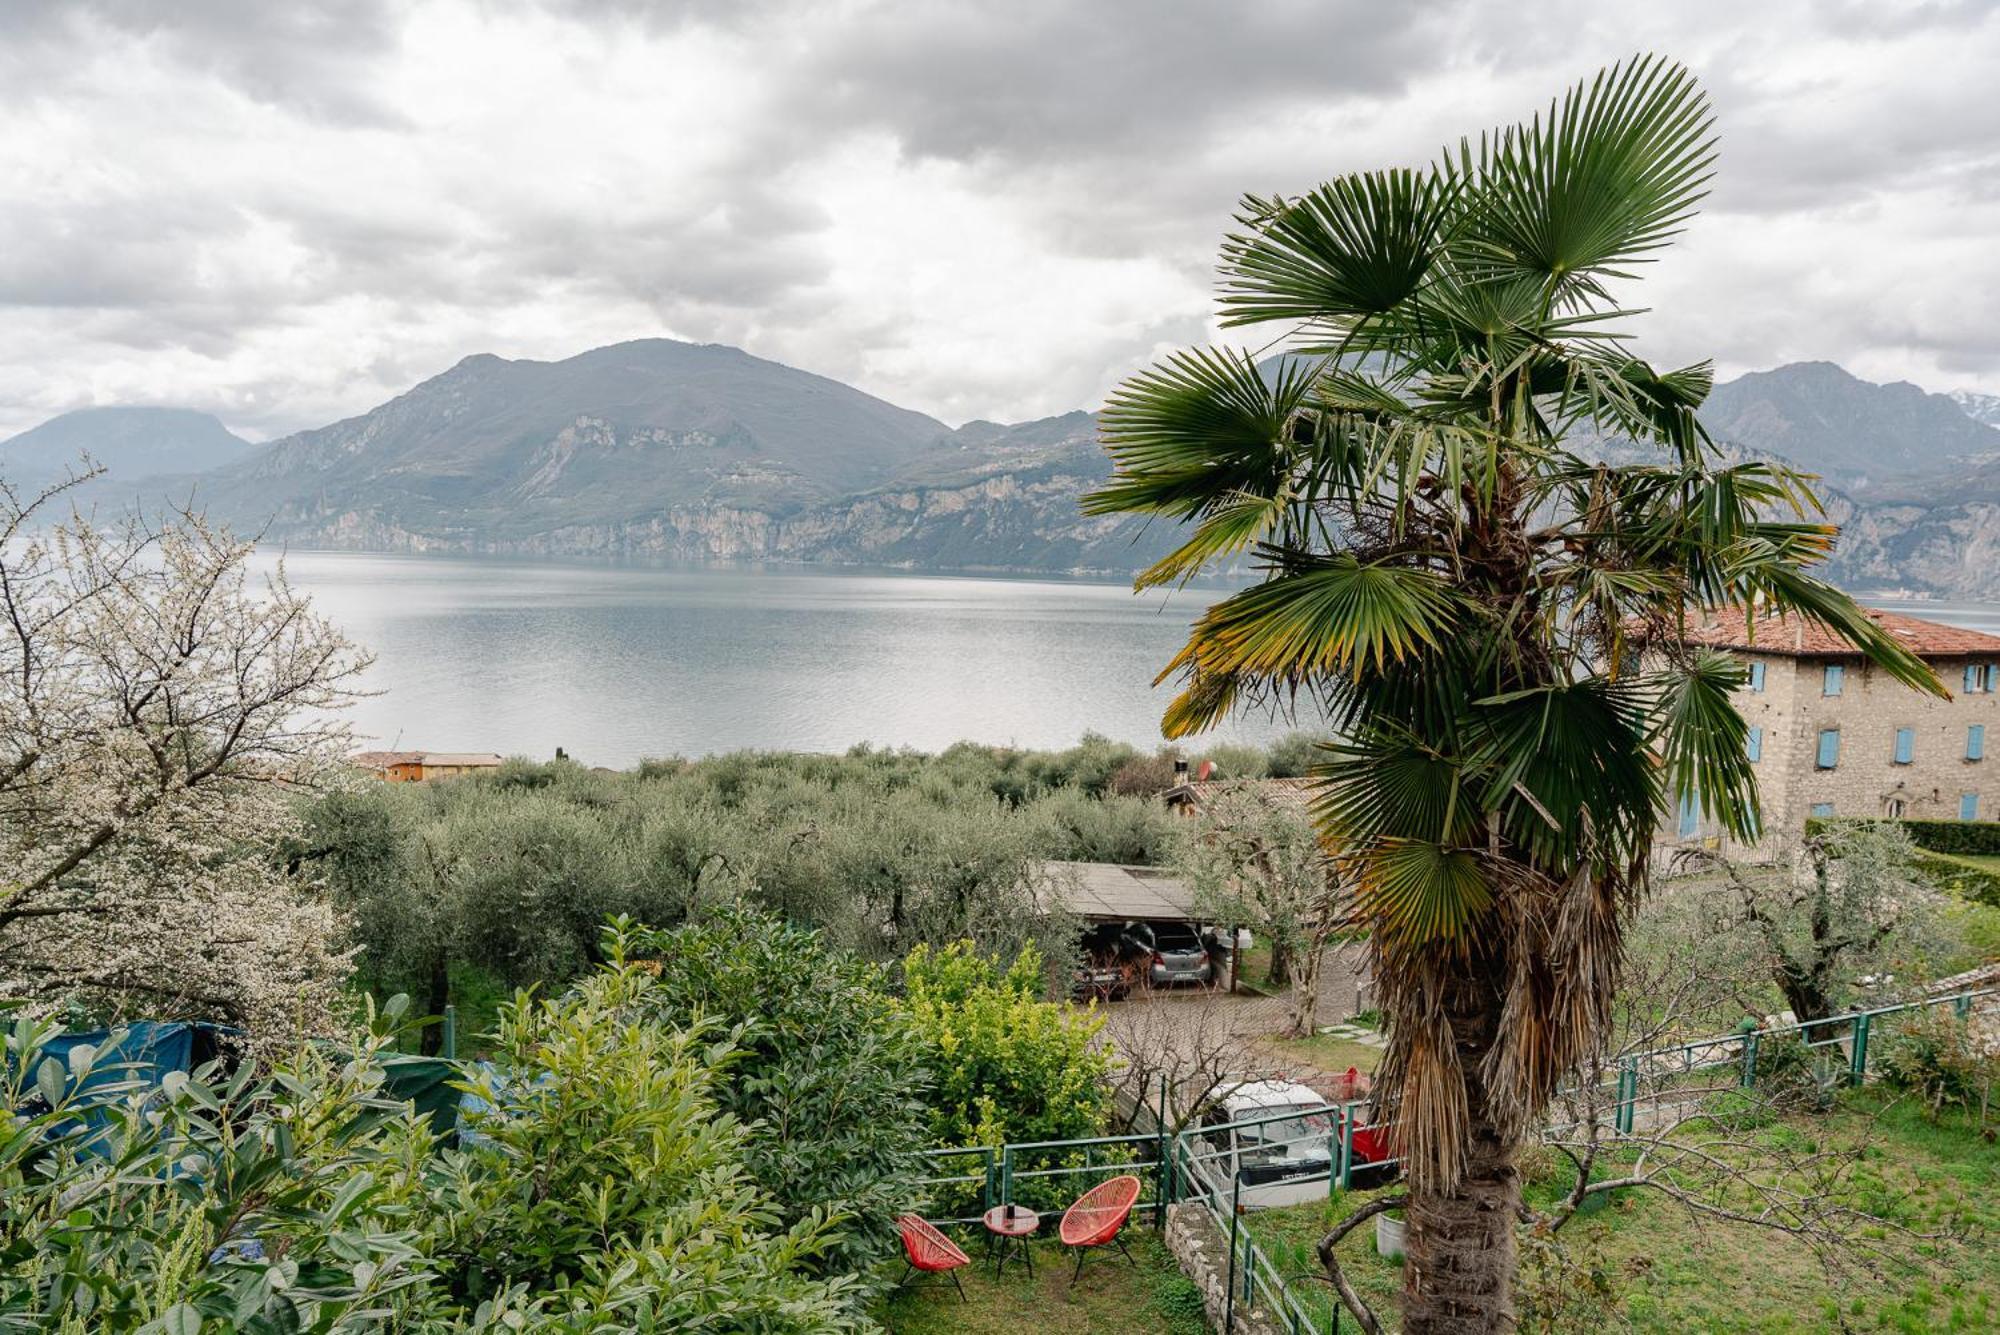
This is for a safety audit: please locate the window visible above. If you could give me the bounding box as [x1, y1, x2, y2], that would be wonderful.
[1677, 795, 1699, 839]
[1962, 792, 1981, 821]
[1967, 664, 1983, 694]
[1894, 727, 1914, 765]
[1815, 728, 1840, 770]
[1748, 661, 1766, 693]
[1823, 664, 1844, 696]
[1811, 802, 1836, 819]
[1887, 798, 1906, 818]
[1971, 725, 1987, 762]
[1746, 726, 1763, 763]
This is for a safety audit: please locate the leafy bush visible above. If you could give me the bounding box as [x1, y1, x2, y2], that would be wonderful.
[898, 940, 1111, 1149]
[1, 953, 872, 1331]
[1879, 1009, 1999, 1120]
[625, 910, 929, 1278]
[1, 1006, 440, 1331]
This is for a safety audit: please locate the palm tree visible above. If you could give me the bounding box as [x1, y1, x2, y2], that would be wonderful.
[1086, 56, 1939, 1332]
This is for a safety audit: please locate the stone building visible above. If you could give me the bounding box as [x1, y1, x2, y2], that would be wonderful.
[1670, 606, 2000, 853]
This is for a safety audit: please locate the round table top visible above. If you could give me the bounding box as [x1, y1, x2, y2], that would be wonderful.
[981, 1205, 1041, 1237]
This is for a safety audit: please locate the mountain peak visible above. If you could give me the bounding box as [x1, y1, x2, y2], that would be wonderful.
[0, 405, 247, 484]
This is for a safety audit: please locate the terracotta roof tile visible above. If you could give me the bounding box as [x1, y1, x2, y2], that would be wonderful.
[1683, 606, 2000, 659]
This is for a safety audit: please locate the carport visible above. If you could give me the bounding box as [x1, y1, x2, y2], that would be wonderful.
[1041, 861, 1246, 992]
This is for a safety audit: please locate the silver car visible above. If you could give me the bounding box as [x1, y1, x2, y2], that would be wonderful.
[1148, 924, 1213, 987]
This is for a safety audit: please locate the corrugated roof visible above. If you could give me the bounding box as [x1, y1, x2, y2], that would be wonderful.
[1682, 606, 2000, 659]
[1042, 861, 1198, 922]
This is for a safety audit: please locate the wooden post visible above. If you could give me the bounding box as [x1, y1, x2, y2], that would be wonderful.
[1229, 924, 1241, 994]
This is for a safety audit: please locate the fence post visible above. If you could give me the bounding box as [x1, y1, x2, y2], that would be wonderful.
[983, 1147, 996, 1215]
[441, 1004, 457, 1061]
[1328, 1107, 1341, 1199]
[1849, 1012, 1872, 1086]
[1340, 1105, 1357, 1190]
[1956, 993, 1974, 1021]
[1225, 1169, 1242, 1335]
[1614, 1061, 1636, 1136]
[1000, 1145, 1013, 1209]
[1740, 1032, 1759, 1089]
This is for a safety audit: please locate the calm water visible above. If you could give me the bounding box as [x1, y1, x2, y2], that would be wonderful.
[260, 553, 2000, 769]
[263, 551, 1300, 767]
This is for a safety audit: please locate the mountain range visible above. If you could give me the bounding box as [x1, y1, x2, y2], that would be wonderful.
[8, 341, 2000, 597]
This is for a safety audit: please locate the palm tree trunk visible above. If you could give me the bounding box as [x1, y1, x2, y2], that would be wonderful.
[1402, 952, 1519, 1333]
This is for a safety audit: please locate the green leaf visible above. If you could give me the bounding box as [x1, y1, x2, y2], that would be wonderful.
[1355, 839, 1493, 946]
[1456, 54, 1715, 286]
[1217, 170, 1457, 327]
[1175, 556, 1457, 680]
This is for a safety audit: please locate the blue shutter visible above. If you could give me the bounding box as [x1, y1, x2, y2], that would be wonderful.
[1816, 729, 1840, 769]
[1677, 795, 1699, 838]
[1748, 661, 1766, 693]
[1988, 664, 1999, 692]
[1894, 728, 1914, 764]
[1746, 726, 1763, 762]
[1823, 664, 1844, 696]
[1962, 792, 1981, 821]
[1811, 802, 1836, 819]
[1970, 725, 1986, 761]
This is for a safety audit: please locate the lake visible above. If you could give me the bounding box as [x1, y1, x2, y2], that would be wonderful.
[262, 553, 2000, 769]
[265, 551, 1299, 767]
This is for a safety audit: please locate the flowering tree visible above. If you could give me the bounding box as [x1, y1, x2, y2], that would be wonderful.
[0, 471, 370, 1041]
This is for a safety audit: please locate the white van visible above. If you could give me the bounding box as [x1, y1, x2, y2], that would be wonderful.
[1194, 1079, 1338, 1209]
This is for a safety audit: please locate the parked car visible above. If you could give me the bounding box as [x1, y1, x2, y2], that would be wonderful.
[1148, 924, 1213, 988]
[1072, 922, 1147, 1001]
[1192, 1078, 1396, 1208]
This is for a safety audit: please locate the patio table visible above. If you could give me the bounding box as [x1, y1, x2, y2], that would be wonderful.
[981, 1203, 1040, 1279]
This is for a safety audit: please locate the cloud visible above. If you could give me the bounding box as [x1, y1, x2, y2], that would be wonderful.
[0, 0, 1996, 443]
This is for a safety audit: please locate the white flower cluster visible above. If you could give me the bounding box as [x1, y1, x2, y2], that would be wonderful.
[0, 471, 373, 1049]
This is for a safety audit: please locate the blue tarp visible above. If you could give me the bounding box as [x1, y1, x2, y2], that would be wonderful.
[33, 1020, 202, 1102]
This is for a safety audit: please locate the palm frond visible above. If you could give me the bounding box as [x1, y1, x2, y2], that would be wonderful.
[1353, 838, 1493, 947]
[1218, 170, 1457, 328]
[1644, 649, 1758, 840]
[1177, 556, 1458, 680]
[1086, 347, 1314, 518]
[1456, 54, 1715, 287]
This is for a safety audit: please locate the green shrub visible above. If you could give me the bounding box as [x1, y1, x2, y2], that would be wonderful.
[898, 940, 1112, 1149]
[625, 909, 929, 1279]
[1, 956, 872, 1331]
[1879, 1009, 1999, 1120]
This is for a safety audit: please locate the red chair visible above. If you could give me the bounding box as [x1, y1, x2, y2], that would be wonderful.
[894, 1213, 971, 1302]
[1058, 1174, 1141, 1284]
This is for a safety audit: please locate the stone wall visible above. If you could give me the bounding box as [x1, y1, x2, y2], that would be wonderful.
[1162, 1202, 1288, 1335]
[1668, 649, 2000, 856]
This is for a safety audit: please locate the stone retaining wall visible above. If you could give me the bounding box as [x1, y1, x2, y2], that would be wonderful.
[1162, 1202, 1288, 1335]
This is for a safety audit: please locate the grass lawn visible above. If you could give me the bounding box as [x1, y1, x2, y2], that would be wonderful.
[876, 1225, 1204, 1334]
[1265, 1031, 1384, 1078]
[1241, 1089, 1999, 1332]
[1934, 851, 2000, 875]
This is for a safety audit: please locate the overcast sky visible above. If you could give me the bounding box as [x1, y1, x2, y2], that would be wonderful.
[3, 0, 1997, 440]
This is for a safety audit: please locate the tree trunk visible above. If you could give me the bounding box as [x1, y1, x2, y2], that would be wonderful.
[1284, 930, 1329, 1038]
[420, 949, 451, 1057]
[1267, 939, 1292, 988]
[1402, 950, 1519, 1333]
